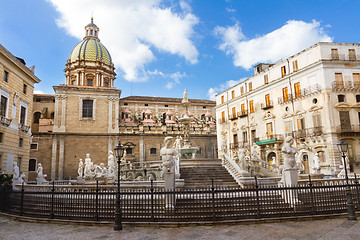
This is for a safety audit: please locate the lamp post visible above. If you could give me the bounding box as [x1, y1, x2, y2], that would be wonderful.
[337, 138, 357, 220]
[114, 141, 124, 230]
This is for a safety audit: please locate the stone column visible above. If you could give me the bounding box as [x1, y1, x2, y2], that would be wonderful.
[51, 136, 58, 180]
[58, 135, 65, 180]
[81, 72, 85, 85]
[114, 98, 119, 131]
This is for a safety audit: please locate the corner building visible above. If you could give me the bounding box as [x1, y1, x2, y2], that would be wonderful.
[216, 42, 360, 176]
[30, 19, 217, 180]
[0, 44, 40, 177]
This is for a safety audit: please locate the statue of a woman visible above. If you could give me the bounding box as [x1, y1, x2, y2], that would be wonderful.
[282, 136, 298, 169]
[78, 159, 84, 178]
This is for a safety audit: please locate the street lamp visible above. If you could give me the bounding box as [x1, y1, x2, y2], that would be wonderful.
[337, 138, 357, 220]
[114, 141, 125, 230]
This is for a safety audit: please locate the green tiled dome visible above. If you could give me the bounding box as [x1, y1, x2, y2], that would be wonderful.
[69, 38, 112, 66]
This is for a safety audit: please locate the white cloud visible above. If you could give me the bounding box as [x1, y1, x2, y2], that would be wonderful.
[34, 89, 45, 94]
[166, 72, 186, 89]
[215, 20, 333, 70]
[48, 0, 199, 82]
[207, 78, 245, 100]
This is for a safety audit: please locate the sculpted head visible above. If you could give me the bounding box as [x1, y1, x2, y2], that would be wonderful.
[164, 136, 173, 147]
[86, 153, 90, 158]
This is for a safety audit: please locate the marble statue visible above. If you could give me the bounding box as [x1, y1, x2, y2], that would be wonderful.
[182, 89, 189, 103]
[160, 136, 176, 172]
[13, 162, 19, 179]
[238, 148, 246, 162]
[173, 136, 182, 179]
[107, 151, 115, 175]
[221, 136, 227, 151]
[36, 163, 47, 185]
[84, 153, 95, 178]
[251, 143, 260, 161]
[77, 159, 84, 178]
[313, 152, 321, 173]
[296, 153, 305, 173]
[282, 136, 298, 169]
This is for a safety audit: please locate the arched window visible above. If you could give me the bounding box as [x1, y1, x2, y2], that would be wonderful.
[28, 159, 37, 171]
[33, 112, 41, 123]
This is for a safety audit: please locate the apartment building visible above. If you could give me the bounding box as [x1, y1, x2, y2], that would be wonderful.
[0, 44, 40, 177]
[216, 42, 360, 176]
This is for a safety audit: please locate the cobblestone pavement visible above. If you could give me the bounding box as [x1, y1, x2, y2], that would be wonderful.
[0, 216, 360, 240]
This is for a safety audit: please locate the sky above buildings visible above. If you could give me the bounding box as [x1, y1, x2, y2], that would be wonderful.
[1, 0, 359, 100]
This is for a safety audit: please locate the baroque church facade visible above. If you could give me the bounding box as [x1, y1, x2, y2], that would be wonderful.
[30, 19, 217, 181]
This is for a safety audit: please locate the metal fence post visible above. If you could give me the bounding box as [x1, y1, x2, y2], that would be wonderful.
[50, 181, 55, 219]
[151, 180, 154, 222]
[354, 173, 360, 210]
[211, 178, 215, 221]
[255, 176, 261, 219]
[20, 182, 24, 216]
[95, 180, 99, 221]
[308, 175, 315, 215]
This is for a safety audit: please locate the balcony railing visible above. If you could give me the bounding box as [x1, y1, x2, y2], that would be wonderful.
[336, 125, 360, 133]
[278, 94, 293, 104]
[229, 143, 239, 149]
[332, 81, 360, 91]
[218, 118, 227, 124]
[329, 54, 360, 61]
[260, 101, 273, 110]
[0, 116, 12, 126]
[257, 134, 284, 142]
[229, 113, 238, 120]
[239, 110, 248, 118]
[19, 123, 30, 132]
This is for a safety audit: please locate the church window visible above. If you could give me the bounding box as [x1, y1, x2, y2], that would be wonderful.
[29, 159, 36, 171]
[150, 148, 157, 155]
[90, 29, 93, 35]
[82, 99, 93, 118]
[23, 84, 27, 94]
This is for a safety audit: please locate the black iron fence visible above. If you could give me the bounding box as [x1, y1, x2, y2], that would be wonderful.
[1, 177, 360, 222]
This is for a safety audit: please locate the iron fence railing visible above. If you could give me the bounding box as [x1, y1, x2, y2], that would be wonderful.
[1, 177, 360, 222]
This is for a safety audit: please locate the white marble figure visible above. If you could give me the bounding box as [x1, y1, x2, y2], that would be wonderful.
[295, 153, 305, 173]
[107, 151, 115, 176]
[84, 153, 94, 178]
[160, 136, 176, 173]
[313, 153, 321, 173]
[173, 136, 182, 179]
[282, 136, 298, 169]
[251, 143, 259, 161]
[13, 162, 19, 179]
[222, 136, 227, 152]
[77, 159, 84, 178]
[36, 163, 47, 185]
[182, 89, 189, 103]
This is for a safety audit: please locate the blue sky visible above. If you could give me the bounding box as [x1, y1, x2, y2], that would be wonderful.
[1, 0, 359, 100]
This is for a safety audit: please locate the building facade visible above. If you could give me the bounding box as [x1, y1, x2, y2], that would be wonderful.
[216, 42, 360, 176]
[30, 19, 217, 181]
[0, 44, 40, 177]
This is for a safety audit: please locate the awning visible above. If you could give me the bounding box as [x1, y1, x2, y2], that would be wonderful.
[255, 139, 278, 145]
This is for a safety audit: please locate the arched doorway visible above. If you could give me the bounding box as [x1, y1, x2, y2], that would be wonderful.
[267, 152, 276, 165]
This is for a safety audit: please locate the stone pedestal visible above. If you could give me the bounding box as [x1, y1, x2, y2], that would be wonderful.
[164, 171, 175, 208]
[283, 168, 298, 186]
[282, 168, 299, 203]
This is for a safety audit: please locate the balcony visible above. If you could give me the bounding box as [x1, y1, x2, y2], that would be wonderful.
[261, 101, 273, 110]
[39, 119, 54, 133]
[329, 54, 360, 61]
[229, 143, 239, 149]
[239, 110, 248, 118]
[336, 125, 360, 134]
[218, 118, 227, 124]
[0, 116, 12, 126]
[19, 123, 30, 132]
[255, 134, 284, 145]
[229, 113, 238, 120]
[278, 94, 293, 105]
[332, 81, 360, 91]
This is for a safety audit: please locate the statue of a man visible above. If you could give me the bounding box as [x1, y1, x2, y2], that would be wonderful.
[84, 153, 93, 178]
[251, 143, 259, 161]
[282, 136, 298, 169]
[160, 136, 177, 172]
[78, 159, 84, 178]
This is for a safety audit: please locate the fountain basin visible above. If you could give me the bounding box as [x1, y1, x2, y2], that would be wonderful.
[180, 147, 198, 159]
